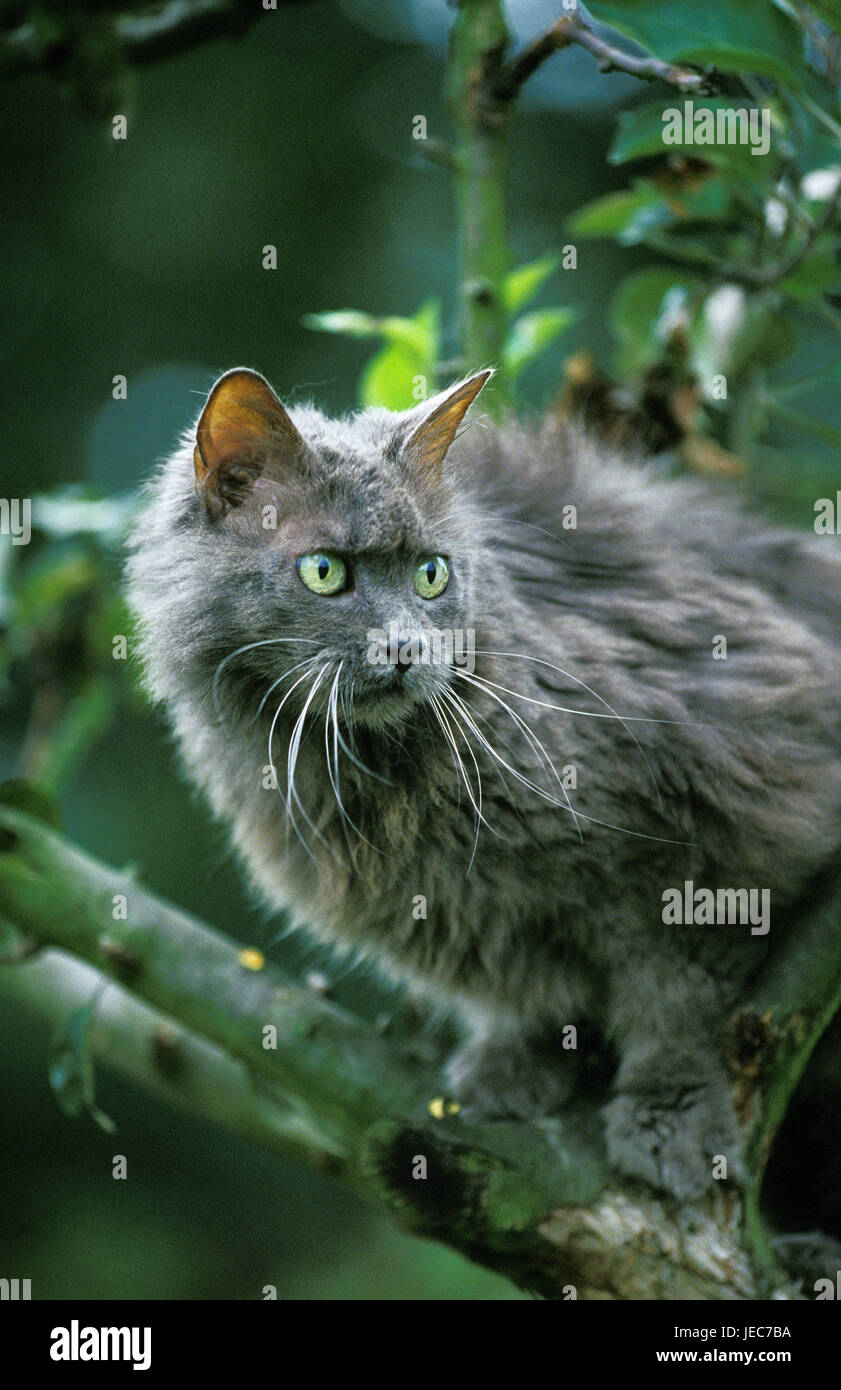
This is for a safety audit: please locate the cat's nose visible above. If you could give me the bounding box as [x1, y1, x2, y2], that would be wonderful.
[388, 635, 416, 671]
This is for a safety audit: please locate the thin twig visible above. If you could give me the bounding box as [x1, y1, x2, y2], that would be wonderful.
[499, 14, 718, 101]
[742, 181, 841, 289]
[645, 181, 841, 291]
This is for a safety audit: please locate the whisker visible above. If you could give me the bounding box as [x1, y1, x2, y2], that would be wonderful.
[252, 658, 317, 724]
[454, 670, 693, 848]
[473, 650, 730, 731]
[333, 682, 394, 786]
[266, 668, 321, 865]
[437, 689, 499, 870]
[448, 676, 582, 841]
[285, 666, 336, 861]
[325, 665, 386, 858]
[432, 693, 497, 839]
[429, 693, 491, 844]
[473, 648, 664, 816]
[212, 636, 318, 723]
[423, 703, 462, 810]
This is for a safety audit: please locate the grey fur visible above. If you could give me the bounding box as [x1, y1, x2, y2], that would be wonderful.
[126, 375, 841, 1199]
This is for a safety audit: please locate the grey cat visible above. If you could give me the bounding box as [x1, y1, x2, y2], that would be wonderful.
[126, 366, 841, 1200]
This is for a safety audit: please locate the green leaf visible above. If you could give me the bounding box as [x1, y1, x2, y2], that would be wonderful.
[359, 342, 423, 410]
[0, 779, 61, 829]
[49, 1001, 116, 1134]
[306, 299, 441, 410]
[588, 0, 808, 86]
[384, 297, 441, 363]
[779, 237, 840, 302]
[610, 268, 703, 373]
[31, 490, 138, 544]
[301, 309, 383, 339]
[304, 299, 441, 361]
[570, 174, 731, 247]
[503, 308, 577, 380]
[504, 253, 560, 313]
[610, 99, 787, 175]
[14, 549, 101, 629]
[805, 1, 841, 28]
[568, 184, 672, 243]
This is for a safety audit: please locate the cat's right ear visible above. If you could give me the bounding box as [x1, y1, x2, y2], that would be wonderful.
[193, 369, 305, 520]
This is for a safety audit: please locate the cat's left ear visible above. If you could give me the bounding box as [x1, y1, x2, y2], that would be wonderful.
[402, 370, 493, 481]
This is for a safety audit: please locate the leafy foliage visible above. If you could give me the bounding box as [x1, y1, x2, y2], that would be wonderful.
[0, 489, 138, 793]
[304, 254, 576, 407]
[565, 0, 841, 504]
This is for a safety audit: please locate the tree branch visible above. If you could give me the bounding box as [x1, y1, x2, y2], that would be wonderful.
[0, 948, 348, 1172]
[0, 798, 829, 1299]
[0, 0, 322, 75]
[500, 14, 718, 101]
[644, 180, 841, 292]
[446, 0, 512, 411]
[734, 180, 841, 290]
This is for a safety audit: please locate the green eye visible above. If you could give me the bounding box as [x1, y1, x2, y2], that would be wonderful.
[297, 552, 347, 595]
[414, 555, 449, 599]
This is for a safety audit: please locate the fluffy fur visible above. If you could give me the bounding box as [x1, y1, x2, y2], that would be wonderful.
[126, 372, 841, 1199]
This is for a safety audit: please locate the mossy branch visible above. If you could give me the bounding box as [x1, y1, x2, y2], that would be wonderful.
[3, 800, 838, 1299]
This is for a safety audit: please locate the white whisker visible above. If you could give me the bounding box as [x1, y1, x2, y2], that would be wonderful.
[285, 666, 335, 861]
[454, 670, 693, 847]
[437, 689, 501, 870]
[212, 636, 318, 722]
[325, 665, 387, 859]
[449, 673, 583, 841]
[474, 649, 665, 815]
[252, 657, 318, 724]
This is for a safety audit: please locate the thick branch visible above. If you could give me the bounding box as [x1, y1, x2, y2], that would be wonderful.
[0, 949, 346, 1170]
[0, 800, 806, 1299]
[500, 14, 718, 100]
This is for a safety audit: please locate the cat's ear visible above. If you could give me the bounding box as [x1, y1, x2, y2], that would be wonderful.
[402, 370, 493, 481]
[193, 369, 305, 520]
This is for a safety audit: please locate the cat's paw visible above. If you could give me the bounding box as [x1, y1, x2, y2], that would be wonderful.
[602, 1082, 743, 1200]
[445, 1034, 576, 1120]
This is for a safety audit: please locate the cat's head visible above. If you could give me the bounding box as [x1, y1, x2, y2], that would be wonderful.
[177, 366, 493, 731]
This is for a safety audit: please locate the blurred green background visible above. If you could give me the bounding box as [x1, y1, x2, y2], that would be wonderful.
[1, 0, 840, 1299]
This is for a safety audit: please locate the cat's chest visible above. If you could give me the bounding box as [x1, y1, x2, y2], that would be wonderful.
[267, 754, 564, 934]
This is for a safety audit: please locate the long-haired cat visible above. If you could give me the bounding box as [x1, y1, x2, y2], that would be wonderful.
[126, 367, 841, 1200]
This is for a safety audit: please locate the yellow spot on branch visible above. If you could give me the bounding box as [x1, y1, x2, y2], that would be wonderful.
[238, 948, 265, 971]
[428, 1096, 460, 1119]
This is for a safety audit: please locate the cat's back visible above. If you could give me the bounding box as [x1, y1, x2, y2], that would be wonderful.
[453, 413, 841, 897]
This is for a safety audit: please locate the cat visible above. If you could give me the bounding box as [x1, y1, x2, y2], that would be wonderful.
[126, 366, 841, 1201]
